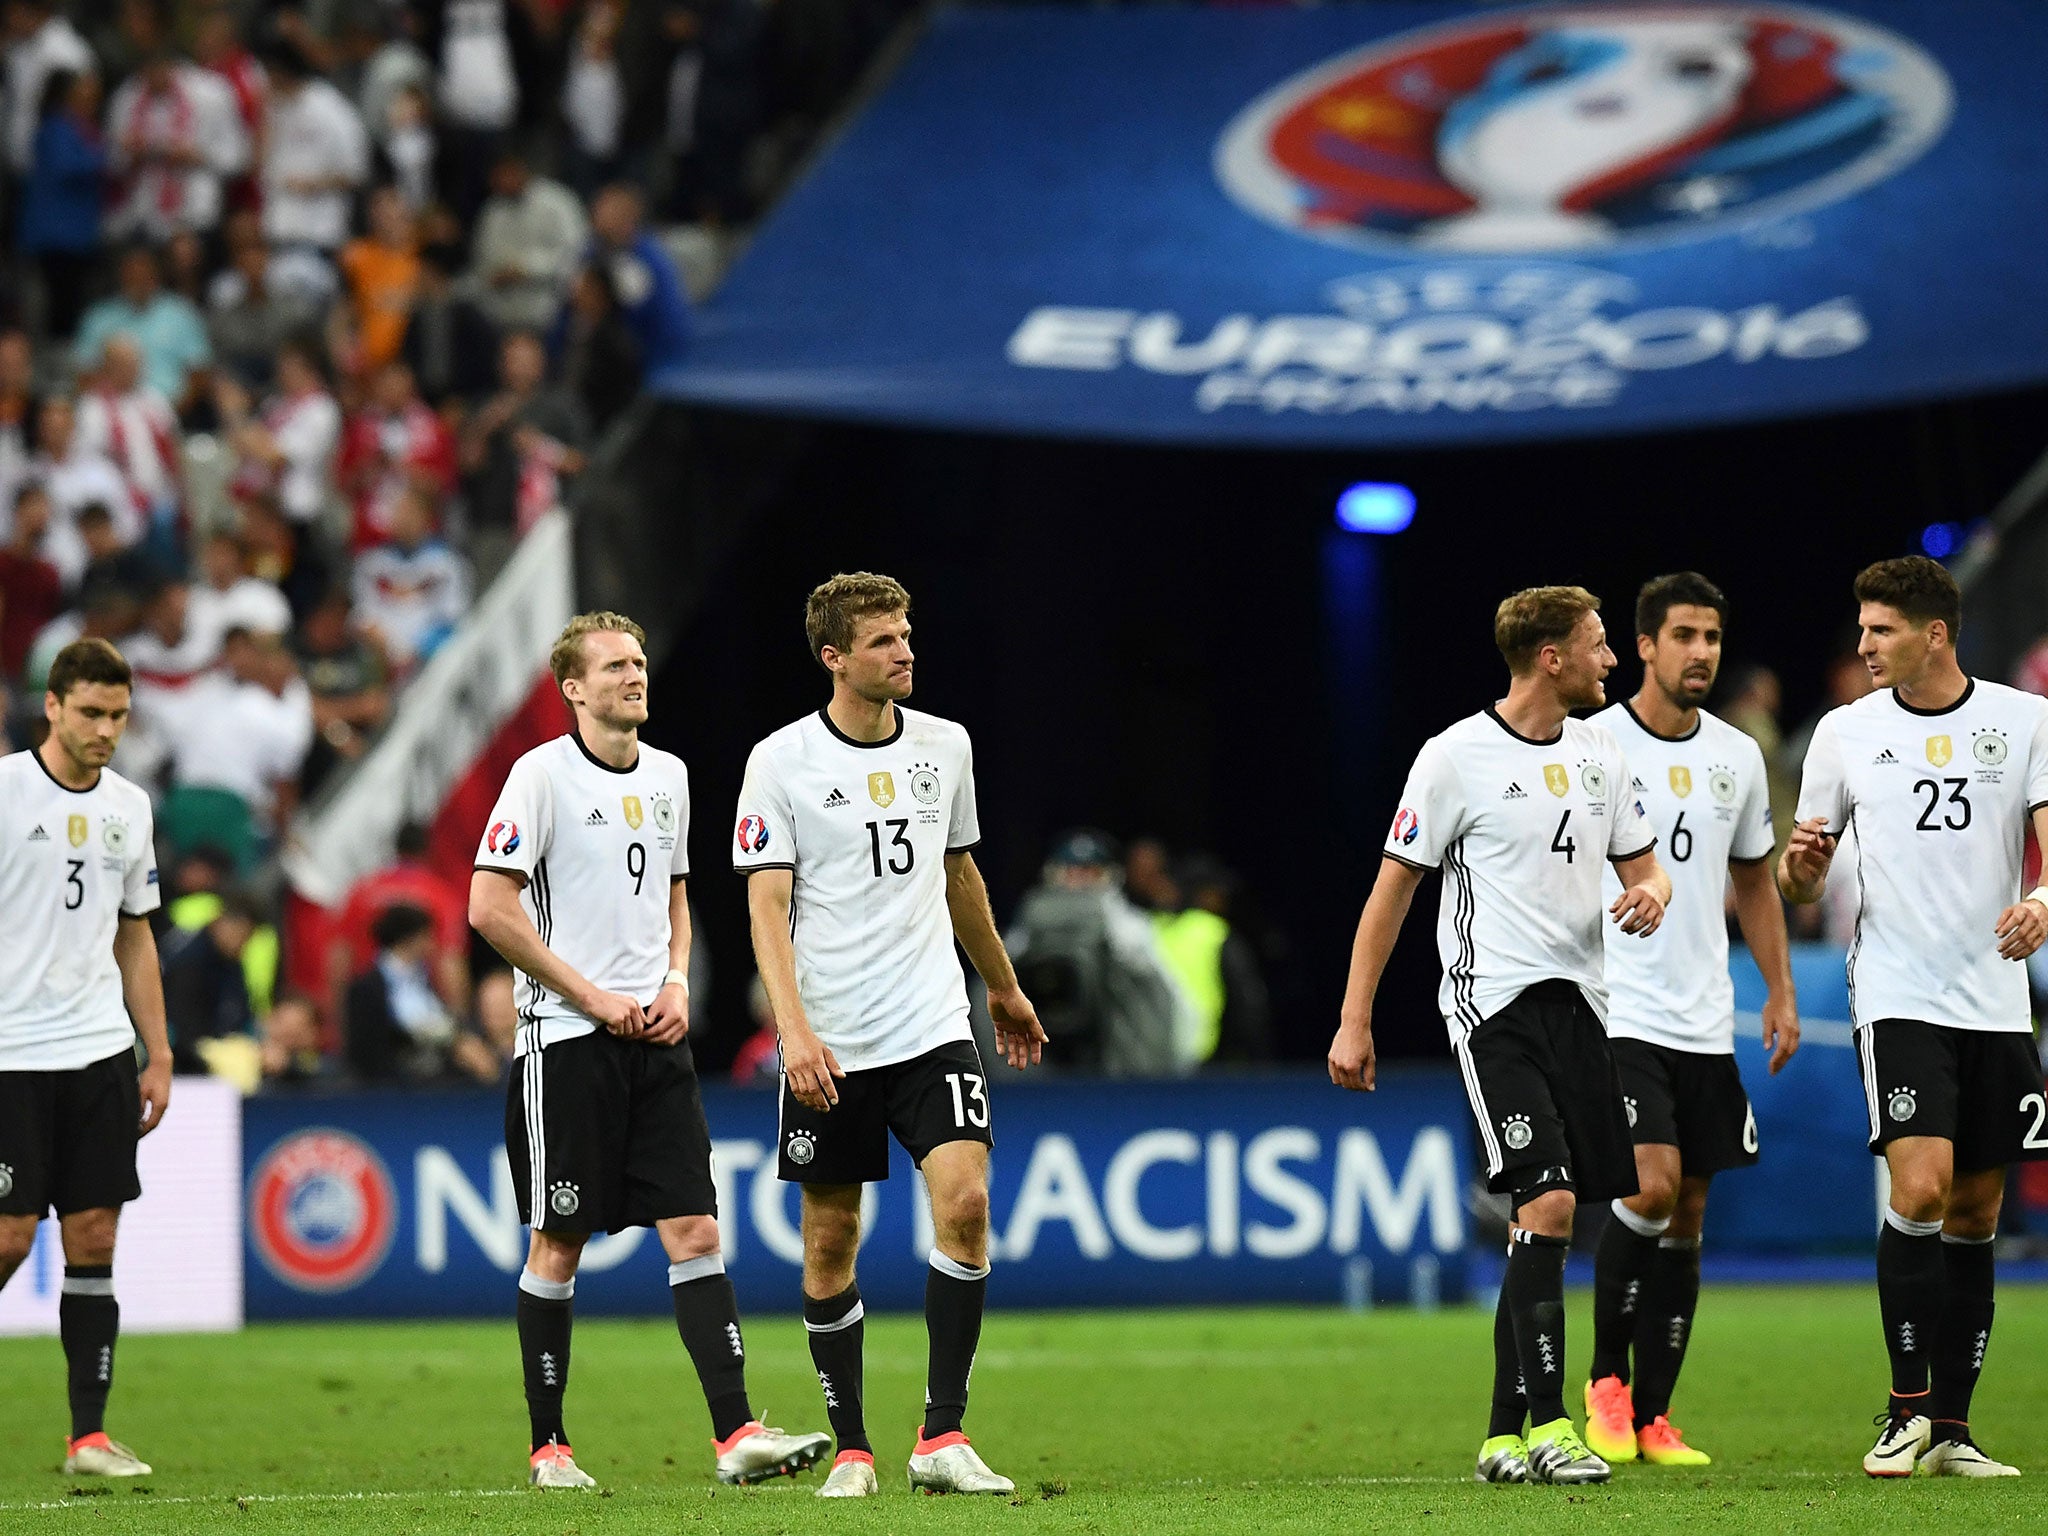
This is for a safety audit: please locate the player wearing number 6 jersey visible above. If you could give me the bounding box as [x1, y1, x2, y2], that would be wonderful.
[471, 612, 827, 1491]
[737, 572, 1045, 1499]
[1780, 558, 2048, 1480]
[1328, 585, 1671, 1487]
[1583, 574, 1799, 1470]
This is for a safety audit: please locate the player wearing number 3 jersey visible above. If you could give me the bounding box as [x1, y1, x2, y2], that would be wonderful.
[1781, 558, 2048, 1480]
[737, 572, 1045, 1499]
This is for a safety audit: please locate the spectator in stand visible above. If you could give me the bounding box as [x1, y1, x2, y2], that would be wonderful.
[328, 820, 470, 1021]
[587, 181, 693, 382]
[666, 0, 764, 226]
[730, 974, 782, 1087]
[258, 991, 338, 1090]
[0, 328, 34, 513]
[553, 261, 638, 429]
[467, 147, 585, 335]
[259, 38, 369, 257]
[338, 359, 455, 550]
[163, 228, 207, 306]
[4, 0, 93, 177]
[206, 218, 323, 388]
[238, 490, 329, 620]
[471, 967, 517, 1081]
[157, 623, 314, 855]
[562, 0, 628, 199]
[293, 584, 390, 790]
[219, 337, 342, 538]
[1122, 836, 1178, 912]
[18, 68, 106, 340]
[75, 243, 211, 414]
[69, 501, 155, 602]
[345, 902, 496, 1084]
[338, 183, 422, 376]
[193, 528, 292, 638]
[103, 42, 248, 244]
[376, 82, 437, 212]
[459, 329, 587, 581]
[426, 0, 526, 225]
[75, 332, 181, 545]
[190, 3, 264, 215]
[160, 886, 262, 1074]
[349, 483, 468, 671]
[0, 482, 61, 679]
[32, 395, 135, 588]
[122, 571, 219, 695]
[19, 579, 137, 698]
[402, 233, 498, 404]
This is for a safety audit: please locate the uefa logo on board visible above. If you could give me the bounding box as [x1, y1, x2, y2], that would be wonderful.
[248, 1129, 399, 1293]
[1215, 4, 1951, 255]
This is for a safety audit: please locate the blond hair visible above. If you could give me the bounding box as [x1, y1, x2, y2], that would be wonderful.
[549, 611, 647, 699]
[805, 572, 910, 669]
[1494, 586, 1600, 673]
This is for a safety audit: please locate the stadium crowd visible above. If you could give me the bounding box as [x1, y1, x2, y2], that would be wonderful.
[0, 0, 915, 1092]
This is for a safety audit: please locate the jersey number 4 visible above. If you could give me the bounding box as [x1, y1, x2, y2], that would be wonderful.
[866, 819, 914, 877]
[1551, 811, 1576, 864]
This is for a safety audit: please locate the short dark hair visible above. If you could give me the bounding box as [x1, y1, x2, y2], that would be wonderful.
[1494, 585, 1599, 673]
[1635, 572, 1728, 640]
[47, 637, 132, 700]
[1853, 556, 1962, 640]
[370, 902, 434, 951]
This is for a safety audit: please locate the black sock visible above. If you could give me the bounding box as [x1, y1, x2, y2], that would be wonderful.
[804, 1283, 871, 1455]
[60, 1266, 118, 1441]
[1631, 1236, 1701, 1425]
[1505, 1230, 1570, 1428]
[1590, 1203, 1662, 1386]
[669, 1257, 754, 1442]
[1487, 1279, 1526, 1438]
[1929, 1233, 1994, 1438]
[1876, 1210, 1943, 1414]
[517, 1271, 573, 1451]
[922, 1249, 988, 1440]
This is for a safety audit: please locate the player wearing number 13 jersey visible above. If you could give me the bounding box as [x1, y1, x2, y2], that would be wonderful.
[472, 612, 827, 1492]
[1781, 558, 2048, 1480]
[738, 572, 1045, 1499]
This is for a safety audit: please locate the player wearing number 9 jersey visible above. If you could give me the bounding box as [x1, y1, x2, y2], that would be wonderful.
[737, 572, 1044, 1499]
[1781, 557, 2048, 1480]
[472, 611, 827, 1492]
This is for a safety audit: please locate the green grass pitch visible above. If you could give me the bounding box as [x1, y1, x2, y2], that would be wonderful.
[0, 1285, 2042, 1532]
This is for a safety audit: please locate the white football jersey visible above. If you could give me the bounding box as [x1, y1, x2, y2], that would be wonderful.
[733, 706, 979, 1071]
[1794, 679, 2048, 1033]
[474, 733, 690, 1055]
[0, 751, 160, 1070]
[1388, 708, 1655, 1036]
[1595, 703, 1775, 1054]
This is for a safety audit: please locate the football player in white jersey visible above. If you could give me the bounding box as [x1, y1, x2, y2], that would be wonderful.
[1780, 558, 2048, 1479]
[737, 572, 1046, 1499]
[1582, 573, 1799, 1469]
[471, 612, 827, 1491]
[0, 640, 170, 1479]
[1328, 586, 1671, 1487]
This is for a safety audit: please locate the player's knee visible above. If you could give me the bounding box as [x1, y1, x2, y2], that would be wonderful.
[527, 1229, 586, 1281]
[1888, 1169, 1950, 1224]
[0, 1224, 35, 1274]
[934, 1179, 990, 1243]
[1514, 1186, 1575, 1238]
[1633, 1171, 1680, 1219]
[662, 1215, 720, 1261]
[61, 1211, 118, 1266]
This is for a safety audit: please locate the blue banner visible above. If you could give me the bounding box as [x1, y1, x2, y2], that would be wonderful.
[664, 2, 2048, 445]
[241, 1074, 1474, 1319]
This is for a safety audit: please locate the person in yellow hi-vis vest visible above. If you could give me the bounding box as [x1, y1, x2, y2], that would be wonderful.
[1139, 851, 1272, 1069]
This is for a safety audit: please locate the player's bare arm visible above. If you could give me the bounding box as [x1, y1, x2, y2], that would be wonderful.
[944, 850, 1044, 1070]
[112, 915, 171, 1133]
[1329, 856, 1426, 1094]
[1608, 847, 1670, 936]
[642, 878, 692, 1045]
[746, 866, 842, 1110]
[1729, 858, 1800, 1072]
[1775, 816, 1836, 904]
[468, 868, 647, 1035]
[1993, 804, 2048, 961]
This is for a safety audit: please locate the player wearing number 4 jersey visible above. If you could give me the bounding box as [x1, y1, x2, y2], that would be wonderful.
[471, 612, 826, 1491]
[738, 573, 1046, 1499]
[1583, 574, 1800, 1470]
[1329, 586, 1671, 1488]
[0, 640, 171, 1480]
[1780, 558, 2048, 1481]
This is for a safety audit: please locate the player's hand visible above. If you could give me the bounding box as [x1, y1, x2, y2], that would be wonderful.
[138, 1057, 172, 1136]
[583, 987, 648, 1037]
[1762, 993, 1800, 1074]
[643, 981, 690, 1045]
[989, 985, 1046, 1069]
[1610, 884, 1666, 937]
[1995, 896, 2048, 961]
[781, 1024, 844, 1111]
[1328, 1013, 1376, 1092]
[1781, 818, 1836, 890]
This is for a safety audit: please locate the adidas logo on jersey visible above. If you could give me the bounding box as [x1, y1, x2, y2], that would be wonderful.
[823, 788, 851, 808]
[1872, 748, 1899, 765]
[1502, 783, 1527, 800]
[27, 824, 48, 842]
[585, 809, 608, 826]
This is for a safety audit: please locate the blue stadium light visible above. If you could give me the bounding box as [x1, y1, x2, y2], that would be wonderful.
[1336, 482, 1416, 535]
[1920, 521, 1962, 559]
